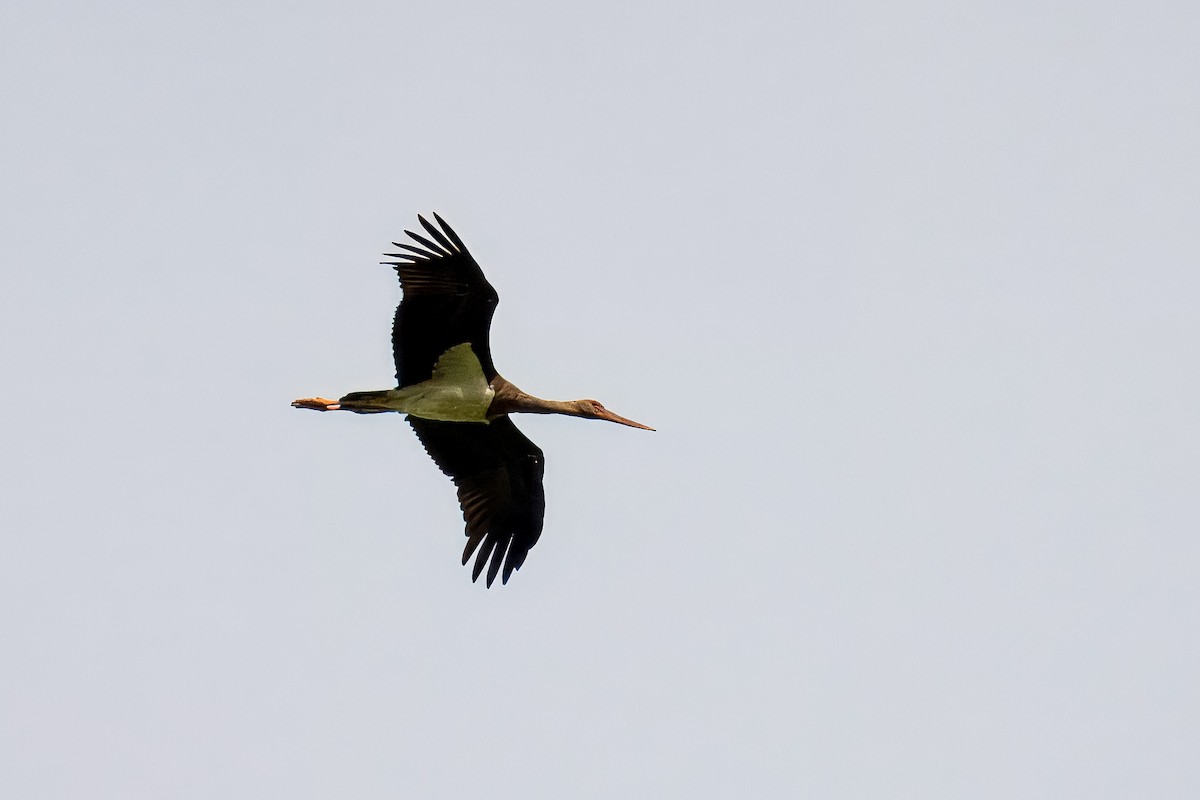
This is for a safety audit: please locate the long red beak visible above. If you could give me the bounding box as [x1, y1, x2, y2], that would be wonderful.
[597, 408, 655, 431]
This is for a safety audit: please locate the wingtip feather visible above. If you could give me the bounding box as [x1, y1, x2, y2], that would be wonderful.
[486, 543, 504, 588]
[472, 537, 496, 583]
[432, 213, 468, 252]
[405, 227, 451, 257]
[419, 214, 457, 253]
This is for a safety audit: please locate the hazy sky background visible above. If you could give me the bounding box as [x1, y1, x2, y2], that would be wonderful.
[3, 1, 1198, 797]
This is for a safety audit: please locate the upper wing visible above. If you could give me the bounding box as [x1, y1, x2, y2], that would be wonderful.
[382, 214, 499, 387]
[408, 416, 546, 587]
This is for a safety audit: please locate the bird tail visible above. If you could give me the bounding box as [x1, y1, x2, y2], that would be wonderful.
[336, 389, 396, 414]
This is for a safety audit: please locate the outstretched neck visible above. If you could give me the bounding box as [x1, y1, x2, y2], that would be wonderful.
[487, 376, 586, 419]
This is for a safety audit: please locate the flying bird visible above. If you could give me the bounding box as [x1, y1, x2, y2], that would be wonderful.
[292, 214, 653, 587]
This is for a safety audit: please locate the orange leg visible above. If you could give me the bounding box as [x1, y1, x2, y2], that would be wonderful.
[291, 397, 341, 411]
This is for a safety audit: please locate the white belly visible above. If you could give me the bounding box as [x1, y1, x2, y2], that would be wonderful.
[390, 382, 495, 422]
[383, 342, 495, 422]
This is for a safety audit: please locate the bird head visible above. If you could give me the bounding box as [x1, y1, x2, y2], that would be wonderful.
[574, 399, 655, 431]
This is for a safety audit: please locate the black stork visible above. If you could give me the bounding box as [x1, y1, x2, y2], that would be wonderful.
[292, 214, 653, 587]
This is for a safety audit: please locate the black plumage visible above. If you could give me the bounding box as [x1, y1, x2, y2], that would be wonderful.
[384, 214, 499, 386]
[383, 215, 541, 586]
[408, 416, 545, 587]
[295, 214, 652, 587]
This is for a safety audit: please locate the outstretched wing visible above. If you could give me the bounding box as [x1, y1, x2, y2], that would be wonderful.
[408, 416, 546, 587]
[382, 214, 499, 387]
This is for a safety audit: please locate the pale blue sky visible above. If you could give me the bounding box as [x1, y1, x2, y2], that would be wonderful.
[3, 1, 1198, 797]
